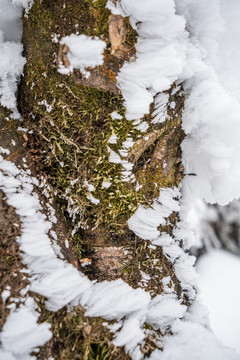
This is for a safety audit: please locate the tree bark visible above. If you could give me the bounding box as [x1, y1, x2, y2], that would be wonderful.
[18, 0, 186, 358]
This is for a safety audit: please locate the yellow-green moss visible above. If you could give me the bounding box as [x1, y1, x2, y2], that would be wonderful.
[20, 0, 183, 242]
[36, 298, 131, 360]
[16, 2, 187, 357]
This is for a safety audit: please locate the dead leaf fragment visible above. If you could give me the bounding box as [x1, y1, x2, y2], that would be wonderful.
[109, 14, 126, 52]
[83, 325, 92, 336]
[80, 258, 92, 267]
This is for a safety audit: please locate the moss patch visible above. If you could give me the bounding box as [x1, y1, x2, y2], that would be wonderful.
[36, 299, 131, 360]
[19, 0, 185, 308]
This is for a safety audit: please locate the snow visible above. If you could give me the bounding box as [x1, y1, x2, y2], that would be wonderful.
[152, 92, 169, 124]
[0, 0, 22, 42]
[11, 0, 32, 10]
[0, 0, 26, 119]
[197, 250, 240, 354]
[0, 299, 51, 359]
[107, 0, 240, 207]
[107, 0, 188, 120]
[111, 111, 122, 120]
[175, 0, 240, 206]
[158, 319, 240, 360]
[58, 34, 106, 76]
[2, 290, 11, 303]
[128, 187, 180, 241]
[108, 133, 118, 144]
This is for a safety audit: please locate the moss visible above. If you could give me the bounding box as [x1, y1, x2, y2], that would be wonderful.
[20, 2, 186, 346]
[120, 231, 182, 296]
[36, 298, 131, 360]
[20, 0, 183, 240]
[2, 0, 187, 343]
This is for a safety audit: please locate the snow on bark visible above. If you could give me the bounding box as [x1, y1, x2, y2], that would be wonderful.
[1, 0, 240, 358]
[108, 0, 240, 208]
[0, 298, 51, 360]
[58, 34, 106, 76]
[1, 154, 239, 358]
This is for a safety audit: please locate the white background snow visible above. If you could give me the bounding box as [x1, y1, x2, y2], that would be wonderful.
[197, 250, 240, 354]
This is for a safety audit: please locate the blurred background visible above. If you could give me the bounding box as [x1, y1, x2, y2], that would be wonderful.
[194, 200, 240, 354]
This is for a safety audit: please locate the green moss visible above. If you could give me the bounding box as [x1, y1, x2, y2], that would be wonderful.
[21, 0, 181, 238]
[20, 0, 184, 297]
[16, 3, 188, 356]
[36, 299, 131, 360]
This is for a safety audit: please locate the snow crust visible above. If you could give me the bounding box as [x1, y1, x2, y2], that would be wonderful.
[58, 34, 106, 75]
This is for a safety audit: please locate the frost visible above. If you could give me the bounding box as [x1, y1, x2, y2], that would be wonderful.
[175, 0, 240, 206]
[1, 0, 240, 357]
[122, 137, 134, 149]
[38, 100, 53, 113]
[128, 188, 180, 241]
[0, 39, 25, 118]
[135, 121, 149, 132]
[102, 181, 111, 189]
[109, 0, 240, 208]
[146, 294, 187, 333]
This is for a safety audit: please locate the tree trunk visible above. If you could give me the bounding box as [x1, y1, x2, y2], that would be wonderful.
[18, 0, 187, 358]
